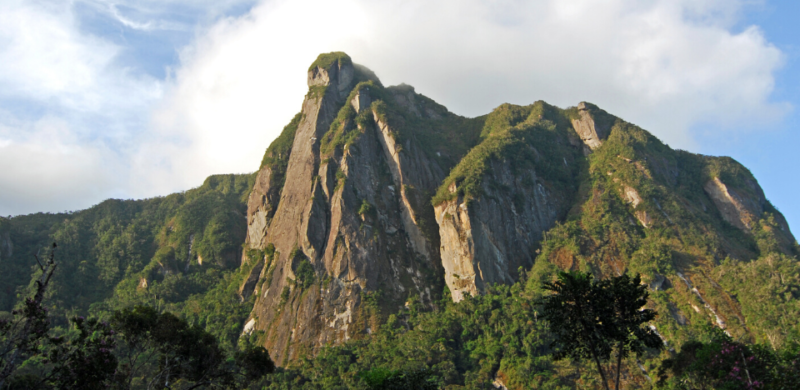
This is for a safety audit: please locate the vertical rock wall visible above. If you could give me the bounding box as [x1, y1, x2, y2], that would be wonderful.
[434, 163, 564, 301]
[243, 56, 447, 364]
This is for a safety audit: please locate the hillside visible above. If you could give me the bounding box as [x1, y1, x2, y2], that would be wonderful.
[1, 52, 798, 388]
[0, 174, 257, 350]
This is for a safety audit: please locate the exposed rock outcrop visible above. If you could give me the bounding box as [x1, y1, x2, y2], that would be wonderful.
[703, 174, 796, 253]
[238, 259, 264, 300]
[621, 184, 643, 208]
[245, 167, 279, 249]
[434, 162, 565, 301]
[704, 176, 763, 232]
[243, 54, 447, 364]
[618, 183, 652, 227]
[239, 53, 796, 365]
[570, 102, 613, 151]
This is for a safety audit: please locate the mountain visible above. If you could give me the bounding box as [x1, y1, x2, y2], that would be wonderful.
[0, 52, 797, 382]
[238, 52, 797, 365]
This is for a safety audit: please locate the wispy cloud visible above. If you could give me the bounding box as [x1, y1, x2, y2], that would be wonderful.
[0, 0, 161, 215]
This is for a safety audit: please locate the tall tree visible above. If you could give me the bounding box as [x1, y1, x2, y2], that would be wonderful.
[601, 273, 662, 390]
[537, 271, 662, 390]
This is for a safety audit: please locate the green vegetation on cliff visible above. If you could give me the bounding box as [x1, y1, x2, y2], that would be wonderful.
[308, 51, 353, 72]
[320, 82, 378, 159]
[370, 84, 485, 171]
[431, 101, 582, 206]
[261, 112, 302, 196]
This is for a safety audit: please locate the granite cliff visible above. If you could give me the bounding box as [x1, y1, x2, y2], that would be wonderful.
[240, 52, 798, 364]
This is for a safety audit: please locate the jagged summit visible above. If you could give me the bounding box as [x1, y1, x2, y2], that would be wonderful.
[239, 52, 796, 364]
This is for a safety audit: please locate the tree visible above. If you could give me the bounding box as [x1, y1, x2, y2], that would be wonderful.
[537, 271, 661, 390]
[0, 244, 58, 387]
[45, 316, 118, 390]
[602, 273, 662, 390]
[0, 244, 119, 389]
[111, 305, 275, 389]
[359, 367, 439, 390]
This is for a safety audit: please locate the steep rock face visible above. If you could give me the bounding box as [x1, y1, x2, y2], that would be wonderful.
[246, 167, 278, 248]
[435, 162, 564, 301]
[373, 115, 443, 261]
[570, 102, 613, 150]
[243, 54, 449, 364]
[246, 57, 353, 364]
[240, 53, 797, 365]
[703, 174, 795, 252]
[704, 176, 764, 232]
[431, 102, 583, 301]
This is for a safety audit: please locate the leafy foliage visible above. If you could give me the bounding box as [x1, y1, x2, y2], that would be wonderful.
[657, 328, 800, 389]
[359, 367, 439, 390]
[45, 316, 118, 389]
[295, 259, 315, 290]
[537, 271, 662, 390]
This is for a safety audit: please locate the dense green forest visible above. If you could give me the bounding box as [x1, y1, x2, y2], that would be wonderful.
[3, 246, 796, 389]
[0, 174, 257, 352]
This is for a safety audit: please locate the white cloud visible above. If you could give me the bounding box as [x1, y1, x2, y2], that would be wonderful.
[0, 0, 161, 215]
[0, 1, 117, 108]
[147, 0, 371, 192]
[0, 116, 120, 215]
[0, 0, 789, 215]
[154, 0, 785, 188]
[84, 0, 260, 32]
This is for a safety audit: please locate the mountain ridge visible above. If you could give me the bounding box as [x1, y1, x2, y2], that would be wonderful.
[238, 52, 796, 364]
[0, 52, 797, 379]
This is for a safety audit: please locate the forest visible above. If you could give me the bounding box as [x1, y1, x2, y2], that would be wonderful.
[0, 240, 798, 389]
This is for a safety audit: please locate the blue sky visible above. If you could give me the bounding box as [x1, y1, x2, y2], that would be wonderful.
[0, 0, 798, 237]
[697, 0, 800, 234]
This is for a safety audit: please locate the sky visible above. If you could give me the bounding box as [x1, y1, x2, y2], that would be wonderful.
[0, 0, 798, 235]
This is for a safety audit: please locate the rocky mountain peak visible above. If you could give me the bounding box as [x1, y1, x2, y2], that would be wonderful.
[307, 52, 355, 100]
[571, 101, 615, 152]
[240, 52, 797, 365]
